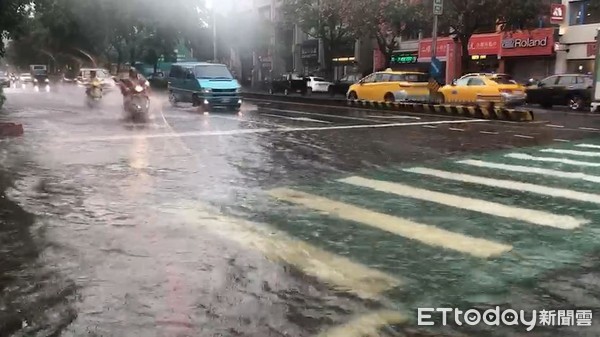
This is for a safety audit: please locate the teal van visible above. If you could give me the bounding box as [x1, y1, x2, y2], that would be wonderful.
[167, 62, 241, 110]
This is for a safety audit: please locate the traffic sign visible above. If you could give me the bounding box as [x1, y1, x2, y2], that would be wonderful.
[430, 57, 442, 79]
[433, 0, 443, 15]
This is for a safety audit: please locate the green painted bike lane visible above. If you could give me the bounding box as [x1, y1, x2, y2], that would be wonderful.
[232, 139, 600, 322]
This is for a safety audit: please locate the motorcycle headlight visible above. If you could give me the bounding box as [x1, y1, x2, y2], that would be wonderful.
[33, 78, 38, 83]
[45, 78, 49, 83]
[134, 85, 144, 92]
[201, 88, 212, 94]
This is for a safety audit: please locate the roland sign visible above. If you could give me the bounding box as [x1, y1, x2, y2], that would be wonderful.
[502, 36, 548, 49]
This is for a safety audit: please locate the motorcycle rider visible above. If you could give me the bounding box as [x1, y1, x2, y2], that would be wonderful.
[119, 68, 149, 108]
[86, 70, 102, 96]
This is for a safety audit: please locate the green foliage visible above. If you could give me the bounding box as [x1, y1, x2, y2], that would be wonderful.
[5, 0, 209, 71]
[0, 0, 34, 56]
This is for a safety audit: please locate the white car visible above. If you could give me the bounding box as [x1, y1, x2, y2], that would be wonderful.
[19, 73, 32, 83]
[306, 76, 333, 93]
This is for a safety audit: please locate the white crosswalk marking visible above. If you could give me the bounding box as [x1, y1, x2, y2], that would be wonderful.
[340, 176, 586, 230]
[541, 149, 600, 157]
[459, 159, 600, 184]
[576, 144, 600, 150]
[404, 167, 600, 204]
[174, 205, 401, 300]
[505, 153, 600, 167]
[268, 188, 512, 258]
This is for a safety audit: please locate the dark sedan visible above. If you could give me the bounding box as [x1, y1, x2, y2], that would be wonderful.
[526, 74, 593, 111]
[329, 73, 361, 96]
[0, 73, 10, 87]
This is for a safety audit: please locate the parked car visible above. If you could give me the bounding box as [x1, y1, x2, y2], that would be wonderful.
[329, 73, 361, 96]
[269, 73, 308, 95]
[306, 76, 333, 94]
[525, 74, 593, 111]
[347, 69, 429, 102]
[436, 73, 526, 106]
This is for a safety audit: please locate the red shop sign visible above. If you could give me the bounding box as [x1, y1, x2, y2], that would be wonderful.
[468, 34, 501, 55]
[500, 28, 555, 57]
[551, 4, 566, 23]
[418, 37, 453, 59]
[587, 42, 597, 57]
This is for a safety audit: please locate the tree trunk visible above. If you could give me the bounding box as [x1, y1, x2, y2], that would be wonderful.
[460, 35, 470, 76]
[324, 40, 334, 80]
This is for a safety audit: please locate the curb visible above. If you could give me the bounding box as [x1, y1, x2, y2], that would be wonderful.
[347, 100, 534, 122]
[0, 123, 24, 137]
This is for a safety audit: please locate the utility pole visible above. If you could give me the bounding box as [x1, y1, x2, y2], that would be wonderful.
[212, 9, 218, 61]
[430, 0, 443, 82]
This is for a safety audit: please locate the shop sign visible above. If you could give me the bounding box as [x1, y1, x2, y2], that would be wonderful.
[418, 37, 453, 59]
[500, 28, 554, 57]
[301, 40, 319, 60]
[468, 34, 501, 55]
[550, 4, 566, 23]
[588, 42, 597, 57]
[391, 53, 418, 64]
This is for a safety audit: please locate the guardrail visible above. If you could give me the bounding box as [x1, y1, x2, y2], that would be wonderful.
[242, 92, 535, 122]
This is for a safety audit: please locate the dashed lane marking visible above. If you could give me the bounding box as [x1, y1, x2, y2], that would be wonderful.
[546, 124, 564, 128]
[459, 159, 600, 184]
[422, 125, 437, 129]
[174, 206, 401, 300]
[554, 139, 570, 143]
[317, 311, 406, 337]
[449, 128, 465, 132]
[540, 149, 600, 157]
[268, 188, 512, 258]
[367, 115, 421, 120]
[514, 134, 534, 139]
[505, 153, 600, 167]
[404, 167, 600, 205]
[480, 131, 499, 135]
[57, 119, 488, 143]
[579, 127, 600, 131]
[576, 144, 600, 149]
[340, 176, 586, 230]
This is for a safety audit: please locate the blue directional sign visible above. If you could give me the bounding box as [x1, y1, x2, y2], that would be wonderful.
[430, 57, 442, 79]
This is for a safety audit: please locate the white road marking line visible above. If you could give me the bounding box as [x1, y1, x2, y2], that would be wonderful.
[208, 114, 291, 128]
[260, 107, 384, 123]
[546, 124, 564, 128]
[449, 128, 465, 132]
[540, 149, 600, 157]
[269, 188, 512, 258]
[554, 139, 570, 143]
[422, 125, 437, 129]
[506, 153, 600, 167]
[459, 159, 600, 184]
[514, 134, 534, 139]
[340, 176, 585, 230]
[405, 167, 600, 205]
[480, 131, 499, 135]
[579, 127, 600, 131]
[367, 115, 421, 120]
[57, 119, 488, 143]
[174, 206, 400, 300]
[317, 311, 406, 337]
[262, 113, 332, 124]
[576, 144, 600, 149]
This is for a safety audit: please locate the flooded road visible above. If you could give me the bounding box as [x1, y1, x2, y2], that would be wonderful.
[2, 85, 600, 336]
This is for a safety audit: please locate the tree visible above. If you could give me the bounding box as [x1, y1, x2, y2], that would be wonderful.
[434, 0, 549, 72]
[0, 0, 34, 56]
[349, 0, 428, 70]
[281, 0, 355, 77]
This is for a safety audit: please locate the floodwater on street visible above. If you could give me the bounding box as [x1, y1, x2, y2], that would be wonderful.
[2, 84, 600, 337]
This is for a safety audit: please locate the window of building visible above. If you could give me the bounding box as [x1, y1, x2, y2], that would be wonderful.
[570, 0, 600, 25]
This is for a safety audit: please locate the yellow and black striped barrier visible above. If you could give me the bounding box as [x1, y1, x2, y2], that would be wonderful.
[346, 100, 534, 122]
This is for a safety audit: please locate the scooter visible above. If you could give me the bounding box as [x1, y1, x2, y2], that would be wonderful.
[86, 80, 103, 108]
[124, 84, 150, 121]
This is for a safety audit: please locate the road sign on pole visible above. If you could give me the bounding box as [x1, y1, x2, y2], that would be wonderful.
[433, 0, 443, 15]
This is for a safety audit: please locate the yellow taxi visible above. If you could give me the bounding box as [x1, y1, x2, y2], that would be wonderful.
[347, 70, 429, 102]
[436, 73, 526, 106]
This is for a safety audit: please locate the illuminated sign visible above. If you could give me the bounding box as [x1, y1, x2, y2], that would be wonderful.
[390, 54, 418, 64]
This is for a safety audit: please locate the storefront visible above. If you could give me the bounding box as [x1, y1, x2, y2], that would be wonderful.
[301, 39, 319, 75]
[418, 28, 555, 81]
[332, 42, 357, 80]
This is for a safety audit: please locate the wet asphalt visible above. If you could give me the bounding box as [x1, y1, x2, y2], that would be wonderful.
[1, 84, 600, 337]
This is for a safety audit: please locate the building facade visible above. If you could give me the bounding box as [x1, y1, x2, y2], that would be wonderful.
[555, 0, 600, 74]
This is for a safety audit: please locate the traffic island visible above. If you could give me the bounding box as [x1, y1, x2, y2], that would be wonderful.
[0, 123, 24, 138]
[347, 100, 535, 122]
